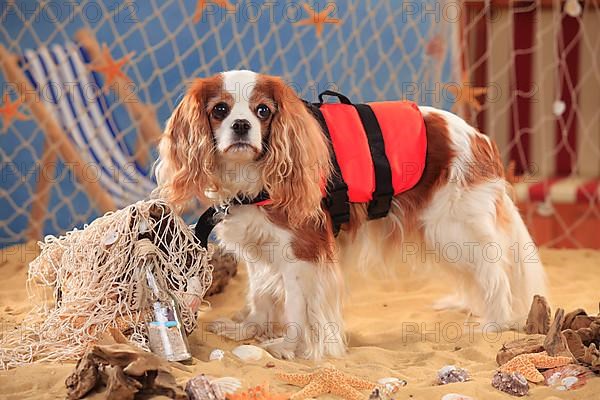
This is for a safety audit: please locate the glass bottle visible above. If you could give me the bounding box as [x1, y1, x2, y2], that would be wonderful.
[144, 266, 192, 362]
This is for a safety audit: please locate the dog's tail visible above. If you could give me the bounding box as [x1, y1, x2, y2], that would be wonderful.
[505, 192, 547, 320]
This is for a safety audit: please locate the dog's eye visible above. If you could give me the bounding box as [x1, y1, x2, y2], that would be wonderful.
[212, 102, 229, 120]
[256, 104, 271, 120]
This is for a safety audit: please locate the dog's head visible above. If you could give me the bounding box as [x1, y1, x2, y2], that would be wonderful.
[156, 70, 331, 226]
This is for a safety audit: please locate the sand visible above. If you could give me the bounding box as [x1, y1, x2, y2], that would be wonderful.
[1, 241, 599, 400]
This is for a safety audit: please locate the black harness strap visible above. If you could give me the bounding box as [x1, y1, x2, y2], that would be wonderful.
[194, 190, 270, 247]
[305, 100, 350, 235]
[353, 103, 394, 219]
[194, 207, 218, 248]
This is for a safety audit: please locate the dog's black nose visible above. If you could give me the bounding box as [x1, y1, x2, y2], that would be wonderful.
[231, 119, 251, 136]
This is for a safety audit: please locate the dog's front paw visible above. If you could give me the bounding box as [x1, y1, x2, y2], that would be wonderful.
[206, 317, 260, 341]
[260, 338, 296, 360]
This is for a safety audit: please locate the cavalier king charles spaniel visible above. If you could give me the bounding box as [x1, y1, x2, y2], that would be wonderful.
[155, 70, 546, 360]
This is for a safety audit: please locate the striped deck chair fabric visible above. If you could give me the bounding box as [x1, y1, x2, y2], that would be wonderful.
[20, 43, 156, 208]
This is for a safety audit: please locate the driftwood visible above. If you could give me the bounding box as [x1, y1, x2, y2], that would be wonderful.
[563, 329, 587, 361]
[65, 330, 186, 400]
[544, 308, 575, 359]
[65, 353, 100, 399]
[496, 335, 546, 366]
[500, 297, 600, 374]
[563, 308, 587, 330]
[572, 315, 597, 330]
[103, 365, 142, 400]
[525, 295, 551, 334]
[582, 343, 600, 373]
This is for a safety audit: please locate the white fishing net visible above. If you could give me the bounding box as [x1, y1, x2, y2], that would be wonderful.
[0, 199, 212, 370]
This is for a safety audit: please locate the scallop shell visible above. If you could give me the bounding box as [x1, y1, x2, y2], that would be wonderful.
[232, 344, 265, 361]
[209, 349, 225, 361]
[186, 374, 223, 400]
[211, 377, 242, 396]
[491, 371, 529, 397]
[543, 364, 592, 391]
[185, 374, 241, 400]
[437, 365, 470, 385]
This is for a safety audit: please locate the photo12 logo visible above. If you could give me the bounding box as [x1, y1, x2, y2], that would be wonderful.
[1, 1, 138, 24]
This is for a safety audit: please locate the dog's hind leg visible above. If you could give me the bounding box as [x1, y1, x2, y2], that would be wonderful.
[421, 181, 521, 328]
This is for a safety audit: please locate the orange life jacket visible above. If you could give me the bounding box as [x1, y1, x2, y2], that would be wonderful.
[306, 91, 427, 233]
[318, 98, 427, 202]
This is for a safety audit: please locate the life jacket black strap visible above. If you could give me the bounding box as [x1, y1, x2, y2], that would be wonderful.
[193, 190, 270, 247]
[353, 103, 394, 219]
[304, 100, 350, 235]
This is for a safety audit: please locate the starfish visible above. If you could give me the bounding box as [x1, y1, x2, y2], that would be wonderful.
[294, 3, 341, 38]
[500, 351, 573, 383]
[0, 93, 28, 132]
[277, 365, 375, 400]
[446, 69, 488, 113]
[89, 44, 134, 88]
[193, 0, 236, 23]
[425, 34, 445, 61]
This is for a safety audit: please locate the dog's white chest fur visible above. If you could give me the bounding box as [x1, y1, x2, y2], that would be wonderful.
[214, 206, 296, 266]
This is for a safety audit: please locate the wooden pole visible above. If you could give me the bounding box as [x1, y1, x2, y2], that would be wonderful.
[75, 29, 162, 167]
[27, 138, 57, 241]
[0, 44, 116, 212]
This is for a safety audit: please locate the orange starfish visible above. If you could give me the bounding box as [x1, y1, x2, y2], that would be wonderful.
[500, 351, 573, 383]
[425, 34, 445, 60]
[446, 69, 488, 113]
[89, 44, 134, 88]
[294, 3, 341, 38]
[277, 365, 375, 400]
[227, 383, 288, 400]
[0, 93, 28, 132]
[194, 0, 236, 23]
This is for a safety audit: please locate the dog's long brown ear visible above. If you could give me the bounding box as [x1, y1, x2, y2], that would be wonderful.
[156, 79, 218, 206]
[261, 77, 332, 227]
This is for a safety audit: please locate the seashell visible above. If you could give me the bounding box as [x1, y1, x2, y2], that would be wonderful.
[491, 371, 529, 397]
[552, 100, 566, 117]
[232, 344, 265, 361]
[185, 276, 205, 313]
[376, 377, 407, 394]
[557, 376, 579, 390]
[440, 394, 475, 400]
[543, 364, 592, 391]
[210, 377, 242, 395]
[138, 220, 149, 234]
[185, 374, 241, 400]
[103, 230, 119, 246]
[437, 365, 470, 385]
[564, 0, 582, 18]
[186, 374, 224, 400]
[209, 349, 225, 361]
